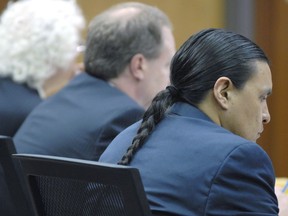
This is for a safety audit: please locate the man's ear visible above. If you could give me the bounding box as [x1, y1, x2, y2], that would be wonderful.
[129, 53, 146, 81]
[213, 77, 234, 110]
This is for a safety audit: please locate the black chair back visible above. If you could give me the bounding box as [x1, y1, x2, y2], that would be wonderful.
[13, 153, 152, 216]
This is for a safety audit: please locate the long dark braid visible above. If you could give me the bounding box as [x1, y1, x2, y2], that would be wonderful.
[118, 86, 178, 165]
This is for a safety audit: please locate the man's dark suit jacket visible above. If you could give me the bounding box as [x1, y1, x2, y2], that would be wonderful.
[0, 78, 42, 136]
[14, 72, 144, 160]
[7, 72, 143, 214]
[100, 102, 279, 215]
[0, 78, 41, 216]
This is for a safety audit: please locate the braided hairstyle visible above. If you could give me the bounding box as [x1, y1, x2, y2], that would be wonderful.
[118, 28, 269, 165]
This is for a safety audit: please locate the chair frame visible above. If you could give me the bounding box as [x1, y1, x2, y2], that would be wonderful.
[13, 153, 152, 216]
[0, 135, 36, 216]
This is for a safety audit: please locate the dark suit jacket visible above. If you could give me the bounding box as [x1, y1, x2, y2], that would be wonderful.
[100, 102, 279, 216]
[0, 78, 41, 216]
[0, 78, 41, 136]
[14, 72, 144, 160]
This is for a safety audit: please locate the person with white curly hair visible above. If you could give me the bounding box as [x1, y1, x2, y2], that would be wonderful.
[0, 1, 85, 214]
[0, 0, 85, 137]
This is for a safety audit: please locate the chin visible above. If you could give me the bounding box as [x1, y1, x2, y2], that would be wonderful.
[254, 135, 260, 142]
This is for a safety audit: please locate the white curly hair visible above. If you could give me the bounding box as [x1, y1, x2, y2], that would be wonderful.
[0, 0, 85, 97]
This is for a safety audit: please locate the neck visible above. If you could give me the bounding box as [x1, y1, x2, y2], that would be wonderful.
[197, 92, 221, 126]
[109, 72, 145, 108]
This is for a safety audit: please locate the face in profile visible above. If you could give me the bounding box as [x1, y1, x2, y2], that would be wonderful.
[222, 61, 272, 142]
[141, 26, 176, 108]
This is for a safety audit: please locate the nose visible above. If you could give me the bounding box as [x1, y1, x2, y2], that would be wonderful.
[262, 104, 271, 124]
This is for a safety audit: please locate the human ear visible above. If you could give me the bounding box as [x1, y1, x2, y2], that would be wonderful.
[213, 77, 234, 110]
[129, 53, 146, 81]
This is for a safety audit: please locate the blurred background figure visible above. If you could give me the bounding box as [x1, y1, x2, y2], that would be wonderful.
[0, 0, 85, 137]
[0, 0, 85, 215]
[14, 2, 175, 161]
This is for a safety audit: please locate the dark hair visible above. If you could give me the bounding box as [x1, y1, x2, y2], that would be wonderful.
[84, 2, 172, 80]
[118, 28, 269, 165]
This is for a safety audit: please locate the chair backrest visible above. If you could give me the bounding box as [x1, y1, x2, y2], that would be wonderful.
[0, 135, 36, 216]
[13, 153, 152, 216]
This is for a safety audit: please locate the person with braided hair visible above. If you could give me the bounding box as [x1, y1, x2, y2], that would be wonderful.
[99, 28, 279, 215]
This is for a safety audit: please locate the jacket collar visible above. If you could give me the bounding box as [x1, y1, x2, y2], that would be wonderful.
[168, 102, 214, 123]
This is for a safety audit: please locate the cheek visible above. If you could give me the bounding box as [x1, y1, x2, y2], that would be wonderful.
[244, 103, 262, 135]
[250, 102, 263, 121]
